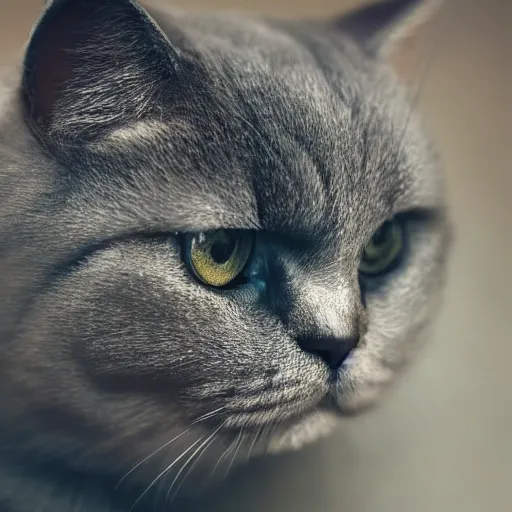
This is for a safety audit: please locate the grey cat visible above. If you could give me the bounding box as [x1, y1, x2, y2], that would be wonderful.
[0, 0, 450, 511]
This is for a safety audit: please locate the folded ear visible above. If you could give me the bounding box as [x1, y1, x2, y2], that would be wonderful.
[336, 0, 442, 57]
[22, 0, 188, 143]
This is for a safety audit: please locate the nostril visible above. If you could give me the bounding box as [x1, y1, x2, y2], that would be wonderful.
[313, 349, 339, 369]
[297, 335, 359, 370]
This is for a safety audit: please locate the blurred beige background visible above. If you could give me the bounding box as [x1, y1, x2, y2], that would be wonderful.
[1, 1, 510, 511]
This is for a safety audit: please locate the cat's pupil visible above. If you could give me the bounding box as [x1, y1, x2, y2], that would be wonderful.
[210, 236, 237, 264]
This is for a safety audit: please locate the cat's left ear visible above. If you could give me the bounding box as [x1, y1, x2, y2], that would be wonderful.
[335, 0, 442, 57]
[21, 0, 192, 145]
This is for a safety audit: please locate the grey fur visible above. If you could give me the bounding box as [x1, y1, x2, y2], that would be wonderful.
[0, 0, 450, 511]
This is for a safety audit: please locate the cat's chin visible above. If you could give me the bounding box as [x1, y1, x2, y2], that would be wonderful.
[266, 410, 340, 454]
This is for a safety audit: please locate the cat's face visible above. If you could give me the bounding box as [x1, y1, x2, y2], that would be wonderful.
[0, 0, 449, 494]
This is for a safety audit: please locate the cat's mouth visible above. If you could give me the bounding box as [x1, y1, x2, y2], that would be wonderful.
[209, 353, 392, 436]
[224, 376, 377, 431]
[263, 380, 386, 453]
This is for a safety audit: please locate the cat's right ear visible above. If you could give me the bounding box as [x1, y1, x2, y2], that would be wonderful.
[335, 0, 442, 57]
[22, 0, 191, 145]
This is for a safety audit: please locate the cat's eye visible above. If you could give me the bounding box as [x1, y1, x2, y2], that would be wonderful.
[185, 230, 254, 288]
[359, 219, 404, 276]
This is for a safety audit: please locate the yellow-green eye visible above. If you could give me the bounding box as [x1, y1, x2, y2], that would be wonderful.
[359, 219, 404, 276]
[186, 230, 253, 288]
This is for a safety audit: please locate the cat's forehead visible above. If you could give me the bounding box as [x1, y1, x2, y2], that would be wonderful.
[187, 15, 437, 225]
[225, 59, 409, 236]
[91, 13, 441, 242]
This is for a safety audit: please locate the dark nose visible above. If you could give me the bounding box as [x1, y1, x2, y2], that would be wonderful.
[297, 334, 359, 370]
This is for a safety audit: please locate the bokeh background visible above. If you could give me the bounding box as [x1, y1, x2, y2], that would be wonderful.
[1, 1, 509, 511]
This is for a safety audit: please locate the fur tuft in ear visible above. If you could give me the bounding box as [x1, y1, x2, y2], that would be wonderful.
[335, 0, 442, 56]
[22, 0, 189, 144]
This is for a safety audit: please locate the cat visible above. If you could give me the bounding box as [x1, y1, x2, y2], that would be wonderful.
[0, 0, 451, 511]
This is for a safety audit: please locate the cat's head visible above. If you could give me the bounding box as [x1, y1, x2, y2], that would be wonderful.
[0, 0, 449, 493]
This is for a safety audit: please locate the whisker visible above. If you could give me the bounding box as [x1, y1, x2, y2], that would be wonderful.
[247, 424, 263, 461]
[225, 428, 244, 477]
[115, 428, 192, 490]
[166, 421, 226, 502]
[192, 407, 226, 425]
[128, 434, 206, 512]
[168, 438, 219, 503]
[116, 408, 224, 489]
[211, 434, 238, 477]
[260, 421, 277, 456]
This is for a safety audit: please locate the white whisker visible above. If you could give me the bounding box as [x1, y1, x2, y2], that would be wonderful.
[115, 428, 191, 489]
[166, 421, 226, 502]
[225, 428, 244, 477]
[128, 434, 206, 512]
[211, 435, 238, 476]
[247, 424, 263, 461]
[192, 407, 226, 425]
[260, 422, 275, 456]
[116, 408, 224, 489]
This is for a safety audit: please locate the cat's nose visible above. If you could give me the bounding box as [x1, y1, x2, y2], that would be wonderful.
[297, 333, 359, 370]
